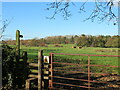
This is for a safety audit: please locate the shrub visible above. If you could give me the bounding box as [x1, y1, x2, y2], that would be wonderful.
[2, 44, 29, 89]
[2, 44, 16, 89]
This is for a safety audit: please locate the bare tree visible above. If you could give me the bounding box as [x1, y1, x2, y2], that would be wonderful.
[0, 20, 8, 39]
[46, 0, 118, 25]
[0, 17, 13, 39]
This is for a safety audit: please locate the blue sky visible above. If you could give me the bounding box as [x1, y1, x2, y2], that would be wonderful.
[2, 2, 118, 40]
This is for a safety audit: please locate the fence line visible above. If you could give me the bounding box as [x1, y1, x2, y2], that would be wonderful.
[49, 53, 120, 90]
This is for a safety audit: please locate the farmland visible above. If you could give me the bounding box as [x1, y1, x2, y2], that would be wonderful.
[19, 44, 119, 74]
[19, 44, 120, 89]
[20, 44, 119, 59]
[2, 2, 119, 89]
[4, 43, 119, 89]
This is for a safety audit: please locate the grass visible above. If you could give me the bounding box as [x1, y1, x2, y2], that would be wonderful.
[20, 44, 119, 59]
[17, 44, 119, 89]
[18, 44, 119, 74]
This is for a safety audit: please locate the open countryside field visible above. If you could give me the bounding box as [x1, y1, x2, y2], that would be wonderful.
[20, 44, 119, 59]
[20, 44, 119, 74]
[19, 44, 120, 89]
[3, 2, 119, 89]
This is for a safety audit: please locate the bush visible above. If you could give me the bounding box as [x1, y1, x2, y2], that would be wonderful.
[2, 44, 29, 89]
[2, 44, 16, 89]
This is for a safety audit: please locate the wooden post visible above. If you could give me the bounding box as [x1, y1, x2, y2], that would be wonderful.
[16, 30, 23, 62]
[49, 53, 53, 89]
[26, 79, 30, 90]
[43, 56, 50, 89]
[16, 30, 20, 62]
[16, 30, 23, 88]
[23, 51, 28, 85]
[38, 50, 43, 90]
[23, 51, 27, 65]
[26, 78, 36, 90]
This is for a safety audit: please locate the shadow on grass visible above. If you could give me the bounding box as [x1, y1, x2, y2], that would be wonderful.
[53, 70, 120, 90]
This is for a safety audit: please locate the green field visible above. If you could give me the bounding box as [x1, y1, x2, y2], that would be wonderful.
[19, 44, 119, 89]
[19, 44, 119, 74]
[20, 44, 118, 58]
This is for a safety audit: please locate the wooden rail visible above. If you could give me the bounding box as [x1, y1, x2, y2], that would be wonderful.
[26, 78, 37, 89]
[29, 63, 38, 67]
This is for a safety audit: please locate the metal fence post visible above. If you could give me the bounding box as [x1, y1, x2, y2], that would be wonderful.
[88, 56, 91, 90]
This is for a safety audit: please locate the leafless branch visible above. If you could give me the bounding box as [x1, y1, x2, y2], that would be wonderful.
[46, 0, 71, 20]
[83, 0, 117, 24]
[0, 17, 14, 39]
[46, 0, 117, 25]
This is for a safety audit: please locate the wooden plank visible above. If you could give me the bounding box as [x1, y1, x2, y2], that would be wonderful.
[29, 66, 38, 70]
[30, 69, 38, 73]
[28, 74, 38, 78]
[27, 78, 37, 81]
[26, 78, 36, 90]
[31, 69, 49, 74]
[44, 71, 49, 74]
[26, 79, 30, 90]
[44, 64, 49, 68]
[29, 63, 38, 67]
[44, 76, 49, 80]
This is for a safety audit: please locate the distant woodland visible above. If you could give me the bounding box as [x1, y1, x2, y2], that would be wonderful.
[3, 34, 120, 48]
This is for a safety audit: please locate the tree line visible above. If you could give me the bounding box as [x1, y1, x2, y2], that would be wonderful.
[3, 34, 120, 48]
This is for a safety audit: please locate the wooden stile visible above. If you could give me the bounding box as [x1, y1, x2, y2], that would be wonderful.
[26, 50, 50, 89]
